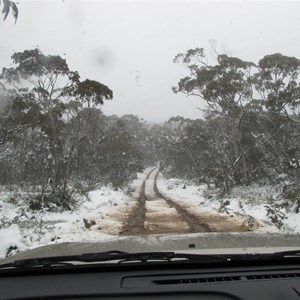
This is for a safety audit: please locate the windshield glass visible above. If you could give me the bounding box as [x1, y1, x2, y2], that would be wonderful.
[1, 0, 300, 260]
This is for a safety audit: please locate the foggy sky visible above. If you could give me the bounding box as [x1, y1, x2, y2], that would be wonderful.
[1, 0, 300, 122]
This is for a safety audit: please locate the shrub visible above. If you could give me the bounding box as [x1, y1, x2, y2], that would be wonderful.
[264, 204, 287, 229]
[282, 184, 300, 213]
[28, 186, 76, 211]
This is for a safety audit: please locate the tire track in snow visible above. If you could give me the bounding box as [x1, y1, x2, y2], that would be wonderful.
[152, 170, 210, 233]
[120, 167, 156, 235]
[153, 171, 262, 233]
[121, 168, 261, 235]
[143, 169, 190, 234]
[121, 168, 210, 235]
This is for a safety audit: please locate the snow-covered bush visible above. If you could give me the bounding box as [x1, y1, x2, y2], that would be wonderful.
[264, 203, 287, 229]
[227, 184, 283, 206]
[282, 184, 300, 213]
[27, 186, 77, 211]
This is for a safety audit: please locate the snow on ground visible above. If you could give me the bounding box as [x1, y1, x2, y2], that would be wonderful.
[145, 168, 158, 199]
[0, 186, 135, 259]
[130, 166, 157, 198]
[0, 224, 22, 258]
[0, 167, 299, 259]
[156, 174, 299, 234]
[0, 167, 157, 259]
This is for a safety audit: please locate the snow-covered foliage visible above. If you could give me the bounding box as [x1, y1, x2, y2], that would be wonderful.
[0, 185, 134, 259]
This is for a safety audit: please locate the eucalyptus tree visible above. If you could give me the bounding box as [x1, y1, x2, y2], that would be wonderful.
[96, 117, 144, 190]
[255, 53, 300, 121]
[1, 0, 18, 23]
[1, 49, 113, 188]
[173, 48, 255, 185]
[251, 53, 300, 174]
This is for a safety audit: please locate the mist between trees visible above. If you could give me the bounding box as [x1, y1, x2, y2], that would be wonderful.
[0, 48, 299, 211]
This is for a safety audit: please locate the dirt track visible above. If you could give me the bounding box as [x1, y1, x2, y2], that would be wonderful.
[120, 169, 260, 236]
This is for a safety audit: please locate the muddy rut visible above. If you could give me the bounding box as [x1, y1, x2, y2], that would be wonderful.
[120, 168, 156, 235]
[121, 168, 261, 236]
[121, 168, 210, 235]
[152, 171, 210, 233]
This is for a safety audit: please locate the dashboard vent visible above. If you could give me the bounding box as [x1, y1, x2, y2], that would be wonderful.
[246, 273, 300, 280]
[153, 273, 300, 285]
[154, 276, 241, 285]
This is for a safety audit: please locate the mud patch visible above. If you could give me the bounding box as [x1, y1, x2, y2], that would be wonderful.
[145, 199, 168, 209]
[120, 168, 261, 236]
[94, 219, 125, 235]
[145, 204, 189, 233]
[146, 209, 181, 222]
[120, 200, 145, 235]
[86, 205, 134, 236]
[185, 207, 260, 232]
[152, 171, 210, 232]
[106, 207, 131, 221]
[153, 170, 260, 233]
[144, 221, 190, 234]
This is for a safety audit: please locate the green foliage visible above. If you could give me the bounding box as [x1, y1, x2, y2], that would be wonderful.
[1, 46, 300, 215]
[282, 184, 300, 213]
[0, 49, 121, 211]
[1, 49, 113, 191]
[75, 79, 113, 106]
[0, 0, 18, 23]
[283, 185, 300, 202]
[173, 49, 254, 118]
[255, 53, 300, 114]
[170, 47, 300, 190]
[96, 118, 144, 189]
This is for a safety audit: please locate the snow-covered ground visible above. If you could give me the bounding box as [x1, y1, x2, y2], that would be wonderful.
[0, 186, 135, 259]
[156, 174, 300, 234]
[0, 168, 299, 260]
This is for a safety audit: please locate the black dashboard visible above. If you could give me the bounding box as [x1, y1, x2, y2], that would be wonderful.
[1, 261, 300, 300]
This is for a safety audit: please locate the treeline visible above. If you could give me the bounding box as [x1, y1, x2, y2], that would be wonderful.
[1, 48, 300, 209]
[0, 49, 148, 208]
[154, 115, 300, 195]
[0, 110, 147, 190]
[158, 48, 300, 196]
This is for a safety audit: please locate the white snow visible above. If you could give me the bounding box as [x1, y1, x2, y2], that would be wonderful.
[156, 173, 299, 234]
[0, 168, 299, 259]
[130, 166, 156, 198]
[0, 224, 23, 258]
[0, 185, 134, 259]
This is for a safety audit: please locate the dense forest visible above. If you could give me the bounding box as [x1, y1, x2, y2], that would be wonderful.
[0, 48, 300, 211]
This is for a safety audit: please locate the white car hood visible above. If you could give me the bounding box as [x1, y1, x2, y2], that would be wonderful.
[1, 232, 300, 264]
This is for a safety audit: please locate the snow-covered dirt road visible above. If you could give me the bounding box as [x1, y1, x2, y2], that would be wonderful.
[122, 168, 195, 234]
[0, 168, 278, 258]
[121, 168, 263, 235]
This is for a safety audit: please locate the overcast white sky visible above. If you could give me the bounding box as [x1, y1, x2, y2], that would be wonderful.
[1, 0, 300, 122]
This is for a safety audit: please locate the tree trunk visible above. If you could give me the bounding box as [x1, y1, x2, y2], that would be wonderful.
[63, 144, 75, 192]
[49, 114, 60, 187]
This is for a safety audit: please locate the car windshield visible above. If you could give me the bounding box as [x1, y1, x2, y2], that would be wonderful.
[0, 0, 300, 261]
